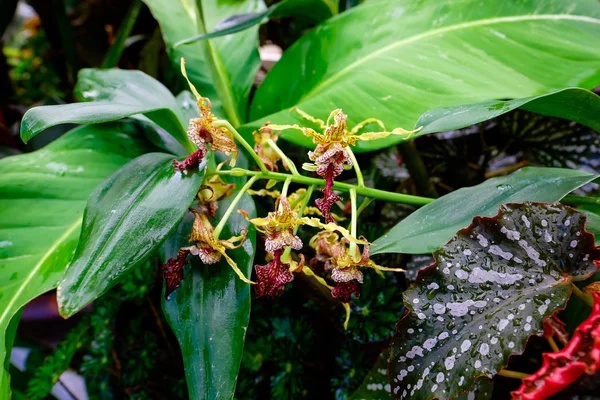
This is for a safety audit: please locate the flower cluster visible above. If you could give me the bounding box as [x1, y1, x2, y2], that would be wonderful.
[265, 108, 420, 223]
[162, 209, 252, 298]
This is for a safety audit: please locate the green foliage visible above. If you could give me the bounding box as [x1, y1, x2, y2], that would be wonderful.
[245, 0, 600, 152]
[373, 167, 599, 254]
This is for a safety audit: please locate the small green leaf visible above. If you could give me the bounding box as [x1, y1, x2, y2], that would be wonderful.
[372, 167, 599, 255]
[389, 202, 599, 400]
[57, 152, 206, 317]
[0, 123, 151, 395]
[21, 69, 192, 152]
[101, 0, 143, 68]
[416, 88, 600, 136]
[162, 193, 256, 400]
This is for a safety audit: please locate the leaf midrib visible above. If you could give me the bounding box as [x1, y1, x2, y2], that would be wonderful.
[300, 14, 600, 103]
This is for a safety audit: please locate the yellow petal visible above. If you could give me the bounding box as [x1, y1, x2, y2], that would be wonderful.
[220, 250, 256, 284]
[247, 188, 281, 198]
[299, 217, 367, 245]
[180, 58, 202, 103]
[301, 265, 332, 290]
[342, 302, 351, 330]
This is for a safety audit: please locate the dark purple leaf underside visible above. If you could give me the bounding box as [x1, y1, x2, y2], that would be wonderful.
[389, 203, 600, 400]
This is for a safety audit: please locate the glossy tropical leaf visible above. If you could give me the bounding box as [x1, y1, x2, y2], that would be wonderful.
[513, 293, 600, 400]
[389, 203, 600, 400]
[57, 152, 206, 317]
[161, 193, 256, 400]
[372, 167, 599, 255]
[20, 69, 193, 152]
[143, 0, 264, 125]
[0, 123, 151, 395]
[174, 0, 335, 46]
[416, 88, 600, 136]
[247, 0, 600, 152]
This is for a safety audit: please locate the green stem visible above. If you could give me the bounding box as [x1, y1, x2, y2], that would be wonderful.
[348, 188, 358, 259]
[214, 120, 268, 173]
[213, 169, 434, 206]
[213, 175, 258, 239]
[356, 197, 373, 217]
[497, 369, 530, 380]
[267, 138, 299, 175]
[397, 141, 438, 198]
[345, 147, 365, 187]
[571, 283, 594, 307]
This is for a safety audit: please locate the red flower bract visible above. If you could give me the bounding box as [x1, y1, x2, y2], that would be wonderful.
[162, 248, 191, 298]
[512, 293, 600, 400]
[255, 249, 294, 298]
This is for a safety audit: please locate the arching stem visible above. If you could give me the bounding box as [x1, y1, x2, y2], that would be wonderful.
[213, 175, 258, 239]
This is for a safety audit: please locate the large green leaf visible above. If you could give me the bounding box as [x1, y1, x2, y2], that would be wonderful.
[247, 0, 600, 152]
[372, 167, 599, 255]
[416, 88, 600, 136]
[162, 193, 256, 400]
[143, 0, 264, 125]
[0, 123, 151, 395]
[20, 69, 192, 152]
[57, 152, 206, 317]
[389, 203, 599, 400]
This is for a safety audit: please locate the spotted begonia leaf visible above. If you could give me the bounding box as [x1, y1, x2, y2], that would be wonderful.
[512, 293, 600, 400]
[350, 350, 493, 400]
[389, 203, 600, 400]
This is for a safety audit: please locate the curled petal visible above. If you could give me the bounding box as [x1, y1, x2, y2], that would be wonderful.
[163, 248, 190, 298]
[255, 250, 293, 298]
[300, 217, 367, 246]
[265, 231, 302, 253]
[188, 245, 222, 264]
[220, 249, 255, 285]
[331, 280, 361, 303]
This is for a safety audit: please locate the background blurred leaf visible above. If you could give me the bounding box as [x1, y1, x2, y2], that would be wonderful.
[101, 0, 143, 68]
[162, 193, 256, 400]
[246, 0, 600, 152]
[57, 152, 206, 317]
[0, 123, 151, 397]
